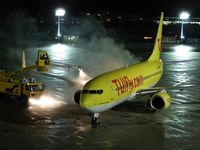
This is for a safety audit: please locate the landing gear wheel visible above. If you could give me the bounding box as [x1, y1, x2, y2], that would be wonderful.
[91, 117, 99, 125]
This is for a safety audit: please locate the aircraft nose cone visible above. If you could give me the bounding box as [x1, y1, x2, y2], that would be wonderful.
[80, 95, 91, 108]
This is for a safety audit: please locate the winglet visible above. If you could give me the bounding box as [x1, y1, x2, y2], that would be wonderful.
[22, 51, 27, 69]
[148, 12, 164, 61]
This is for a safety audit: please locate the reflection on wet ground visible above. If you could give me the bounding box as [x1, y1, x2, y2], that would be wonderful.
[0, 43, 200, 149]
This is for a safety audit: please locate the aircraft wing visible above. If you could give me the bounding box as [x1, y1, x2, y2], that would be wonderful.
[136, 87, 166, 95]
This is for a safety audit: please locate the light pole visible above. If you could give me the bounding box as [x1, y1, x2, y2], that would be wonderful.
[179, 12, 190, 43]
[55, 8, 65, 38]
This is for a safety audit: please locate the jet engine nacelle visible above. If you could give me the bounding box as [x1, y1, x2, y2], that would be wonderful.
[149, 90, 171, 110]
[74, 90, 81, 104]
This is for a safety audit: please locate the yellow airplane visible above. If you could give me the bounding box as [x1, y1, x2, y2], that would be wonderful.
[74, 12, 171, 125]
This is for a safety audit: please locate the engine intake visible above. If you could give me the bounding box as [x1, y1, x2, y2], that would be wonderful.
[149, 90, 171, 110]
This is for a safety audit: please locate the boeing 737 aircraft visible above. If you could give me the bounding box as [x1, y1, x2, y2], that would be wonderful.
[74, 12, 171, 125]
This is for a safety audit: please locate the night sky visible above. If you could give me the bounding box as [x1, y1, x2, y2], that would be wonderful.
[0, 0, 199, 18]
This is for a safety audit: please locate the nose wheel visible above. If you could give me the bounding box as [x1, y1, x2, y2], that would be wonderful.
[91, 113, 100, 125]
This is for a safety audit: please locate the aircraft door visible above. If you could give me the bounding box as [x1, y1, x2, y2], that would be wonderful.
[107, 81, 115, 101]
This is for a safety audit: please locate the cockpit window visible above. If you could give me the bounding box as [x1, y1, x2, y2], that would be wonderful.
[40, 53, 48, 60]
[81, 89, 103, 95]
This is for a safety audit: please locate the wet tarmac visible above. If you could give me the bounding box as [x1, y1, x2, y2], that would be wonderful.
[0, 42, 200, 150]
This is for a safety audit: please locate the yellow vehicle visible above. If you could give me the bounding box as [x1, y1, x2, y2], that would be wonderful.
[0, 50, 50, 104]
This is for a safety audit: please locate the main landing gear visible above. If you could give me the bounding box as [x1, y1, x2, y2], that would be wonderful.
[91, 113, 100, 126]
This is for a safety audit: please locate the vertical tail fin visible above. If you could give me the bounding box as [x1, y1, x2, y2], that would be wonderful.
[148, 12, 164, 61]
[22, 51, 27, 69]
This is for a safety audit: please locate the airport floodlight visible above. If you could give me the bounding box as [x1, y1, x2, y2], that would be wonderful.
[55, 8, 65, 37]
[180, 12, 190, 20]
[56, 8, 65, 16]
[179, 12, 190, 43]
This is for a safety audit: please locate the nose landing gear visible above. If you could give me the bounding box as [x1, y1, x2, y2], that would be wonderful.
[91, 113, 100, 127]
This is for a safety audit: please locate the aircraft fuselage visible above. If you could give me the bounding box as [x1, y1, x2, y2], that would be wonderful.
[80, 60, 163, 113]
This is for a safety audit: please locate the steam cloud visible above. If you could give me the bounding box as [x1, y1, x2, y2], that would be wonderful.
[76, 36, 140, 77]
[62, 16, 141, 77]
[0, 11, 142, 103]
